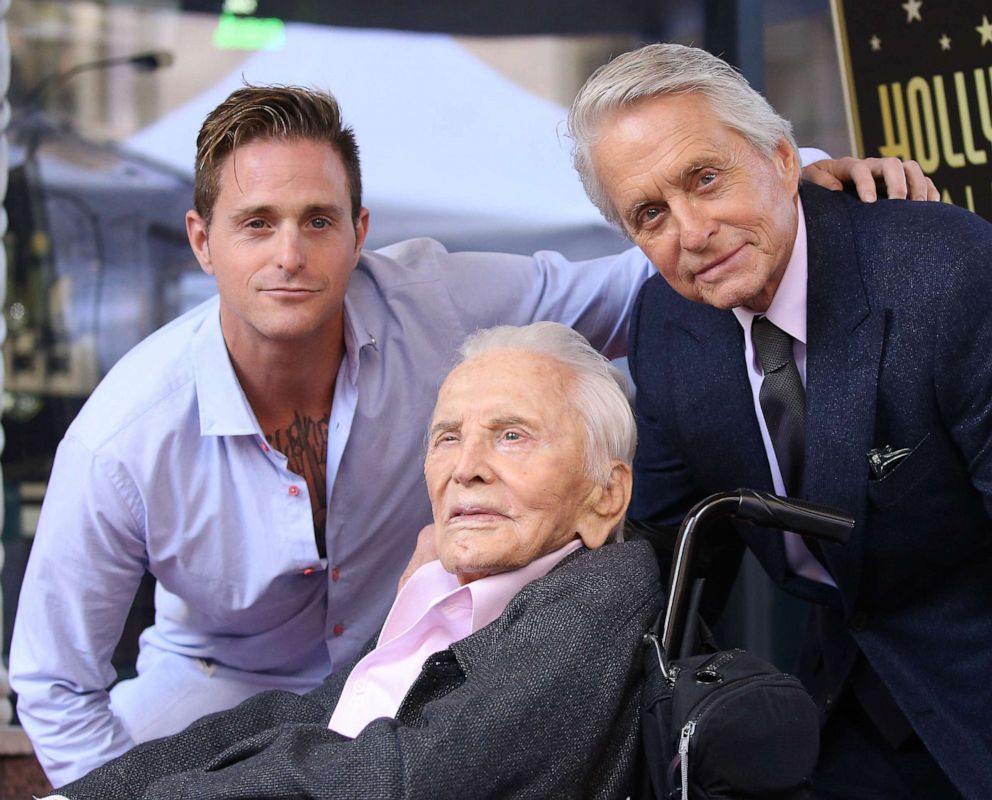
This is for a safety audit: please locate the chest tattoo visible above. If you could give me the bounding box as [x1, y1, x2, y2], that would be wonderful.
[267, 411, 330, 556]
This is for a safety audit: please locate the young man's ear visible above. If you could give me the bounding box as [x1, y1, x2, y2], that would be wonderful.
[577, 462, 633, 550]
[353, 207, 370, 256]
[186, 210, 214, 276]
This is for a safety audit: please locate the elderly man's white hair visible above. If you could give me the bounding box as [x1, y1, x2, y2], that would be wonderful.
[568, 42, 799, 226]
[457, 321, 636, 488]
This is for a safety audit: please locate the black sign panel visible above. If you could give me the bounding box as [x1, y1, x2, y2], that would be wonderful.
[178, 0, 665, 37]
[832, 0, 992, 219]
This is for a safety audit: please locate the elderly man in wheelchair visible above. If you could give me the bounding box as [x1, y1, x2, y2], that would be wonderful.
[46, 321, 662, 800]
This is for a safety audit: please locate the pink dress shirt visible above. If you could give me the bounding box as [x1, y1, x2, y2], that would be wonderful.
[328, 539, 584, 737]
[731, 199, 835, 586]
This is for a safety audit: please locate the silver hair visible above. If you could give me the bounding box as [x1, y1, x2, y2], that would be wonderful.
[456, 321, 636, 487]
[568, 42, 798, 226]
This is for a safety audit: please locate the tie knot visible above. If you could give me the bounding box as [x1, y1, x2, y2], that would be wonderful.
[751, 316, 794, 374]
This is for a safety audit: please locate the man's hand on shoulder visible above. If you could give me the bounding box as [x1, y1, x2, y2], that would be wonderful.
[802, 156, 939, 202]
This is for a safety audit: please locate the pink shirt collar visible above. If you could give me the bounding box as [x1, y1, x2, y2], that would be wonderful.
[379, 538, 583, 646]
[329, 538, 583, 738]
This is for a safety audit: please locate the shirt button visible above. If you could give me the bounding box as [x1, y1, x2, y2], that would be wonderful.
[288, 484, 300, 496]
[333, 623, 345, 636]
[353, 679, 367, 695]
[331, 567, 340, 582]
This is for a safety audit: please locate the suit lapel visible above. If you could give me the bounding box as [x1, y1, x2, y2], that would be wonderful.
[667, 305, 792, 582]
[801, 185, 883, 603]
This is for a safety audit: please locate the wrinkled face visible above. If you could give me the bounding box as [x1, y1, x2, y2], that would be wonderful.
[425, 349, 606, 585]
[589, 93, 800, 312]
[186, 138, 369, 352]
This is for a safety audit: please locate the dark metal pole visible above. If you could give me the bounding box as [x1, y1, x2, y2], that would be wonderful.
[704, 0, 765, 91]
[0, 0, 12, 723]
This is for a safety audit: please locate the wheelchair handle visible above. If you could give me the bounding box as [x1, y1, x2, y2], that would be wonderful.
[659, 489, 854, 665]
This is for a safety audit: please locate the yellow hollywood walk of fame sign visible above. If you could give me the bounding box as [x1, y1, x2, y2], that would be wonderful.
[833, 1, 992, 220]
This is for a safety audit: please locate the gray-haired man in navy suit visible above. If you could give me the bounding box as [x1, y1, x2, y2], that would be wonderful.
[569, 42, 991, 800]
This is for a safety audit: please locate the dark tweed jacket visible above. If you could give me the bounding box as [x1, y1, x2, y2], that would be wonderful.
[57, 541, 661, 799]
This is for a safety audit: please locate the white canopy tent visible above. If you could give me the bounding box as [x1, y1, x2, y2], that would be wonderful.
[127, 22, 628, 258]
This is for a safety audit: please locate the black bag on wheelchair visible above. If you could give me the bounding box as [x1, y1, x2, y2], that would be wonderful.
[637, 490, 853, 800]
[641, 643, 819, 799]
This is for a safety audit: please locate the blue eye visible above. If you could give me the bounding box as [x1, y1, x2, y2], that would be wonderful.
[637, 207, 665, 229]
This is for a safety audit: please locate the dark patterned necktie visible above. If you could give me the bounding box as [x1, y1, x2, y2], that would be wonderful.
[751, 316, 805, 496]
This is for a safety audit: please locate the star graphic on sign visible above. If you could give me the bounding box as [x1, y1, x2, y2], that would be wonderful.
[978, 15, 992, 45]
[939, 34, 952, 50]
[870, 35, 882, 51]
[902, 0, 922, 23]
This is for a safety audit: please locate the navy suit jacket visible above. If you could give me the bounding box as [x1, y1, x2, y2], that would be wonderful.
[629, 183, 992, 798]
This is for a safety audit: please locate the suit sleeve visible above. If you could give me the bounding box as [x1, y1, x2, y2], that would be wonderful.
[934, 234, 992, 516]
[53, 680, 348, 799]
[9, 436, 145, 784]
[52, 646, 359, 799]
[627, 283, 746, 614]
[58, 549, 661, 800]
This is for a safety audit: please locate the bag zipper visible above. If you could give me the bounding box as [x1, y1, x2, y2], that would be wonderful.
[676, 671, 802, 798]
[695, 648, 744, 674]
[679, 719, 696, 799]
